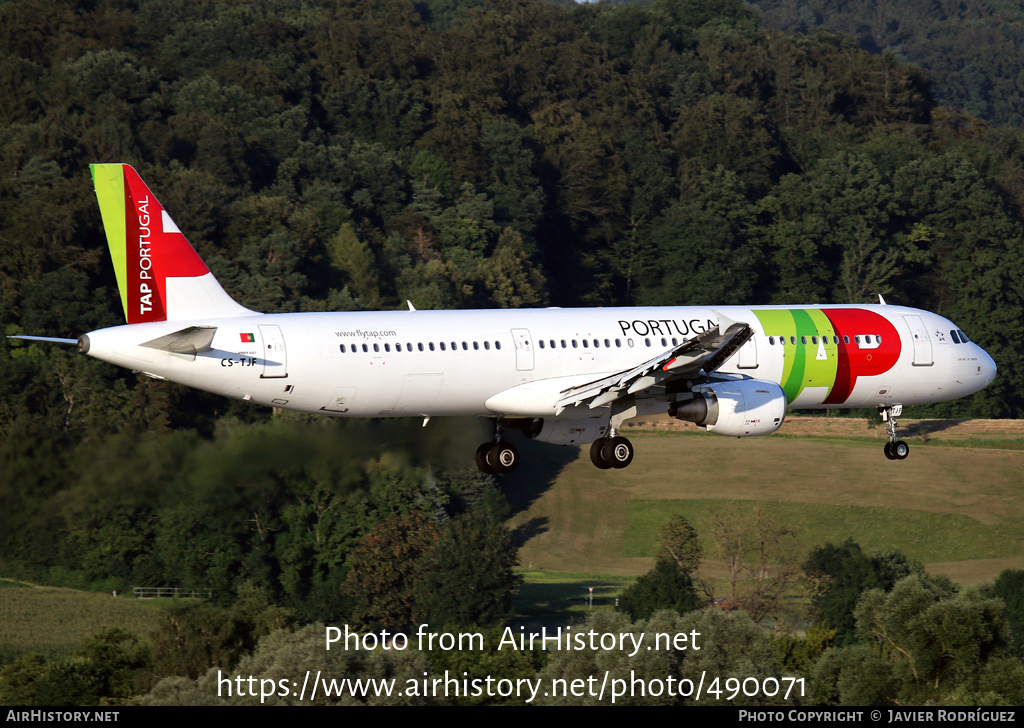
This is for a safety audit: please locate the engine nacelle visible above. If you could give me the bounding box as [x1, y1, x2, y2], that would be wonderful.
[512, 417, 609, 446]
[670, 380, 787, 437]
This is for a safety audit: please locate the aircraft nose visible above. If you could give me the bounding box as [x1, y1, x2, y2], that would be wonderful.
[977, 346, 997, 388]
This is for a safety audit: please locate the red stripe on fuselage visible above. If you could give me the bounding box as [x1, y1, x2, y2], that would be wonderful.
[822, 309, 902, 404]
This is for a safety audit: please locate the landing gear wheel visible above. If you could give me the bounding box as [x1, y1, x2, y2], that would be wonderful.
[476, 443, 497, 474]
[601, 436, 634, 469]
[590, 438, 612, 469]
[879, 404, 908, 461]
[487, 441, 519, 474]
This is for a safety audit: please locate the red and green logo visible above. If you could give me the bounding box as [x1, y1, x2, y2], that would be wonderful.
[752, 308, 902, 405]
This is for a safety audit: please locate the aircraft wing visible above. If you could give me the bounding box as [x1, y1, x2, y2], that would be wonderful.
[554, 311, 752, 414]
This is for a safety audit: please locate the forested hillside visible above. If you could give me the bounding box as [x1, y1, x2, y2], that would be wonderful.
[3, 0, 1024, 706]
[3, 0, 1024, 593]
[752, 0, 1024, 126]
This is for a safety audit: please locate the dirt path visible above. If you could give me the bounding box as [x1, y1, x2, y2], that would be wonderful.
[625, 416, 1024, 440]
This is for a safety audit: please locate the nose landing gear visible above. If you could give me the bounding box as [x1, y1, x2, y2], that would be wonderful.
[880, 404, 909, 460]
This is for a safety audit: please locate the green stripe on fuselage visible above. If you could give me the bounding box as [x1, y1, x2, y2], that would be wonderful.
[752, 309, 798, 400]
[752, 309, 839, 404]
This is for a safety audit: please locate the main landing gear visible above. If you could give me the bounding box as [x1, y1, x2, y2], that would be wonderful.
[475, 419, 519, 475]
[880, 404, 910, 460]
[590, 396, 637, 469]
[589, 434, 634, 469]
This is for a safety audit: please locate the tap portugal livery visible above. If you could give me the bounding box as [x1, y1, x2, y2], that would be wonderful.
[12, 164, 997, 473]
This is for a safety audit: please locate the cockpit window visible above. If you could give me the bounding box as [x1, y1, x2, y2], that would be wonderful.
[958, 330, 970, 343]
[951, 330, 961, 344]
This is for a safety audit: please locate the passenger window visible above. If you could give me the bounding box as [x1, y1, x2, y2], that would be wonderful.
[539, 340, 545, 349]
[440, 342, 446, 351]
[645, 338, 651, 347]
[340, 344, 346, 353]
[429, 342, 435, 351]
[605, 339, 611, 347]
[484, 341, 490, 350]
[811, 336, 817, 344]
[561, 340, 566, 348]
[362, 344, 368, 352]
[801, 336, 807, 345]
[572, 340, 578, 348]
[473, 341, 479, 350]
[495, 341, 501, 350]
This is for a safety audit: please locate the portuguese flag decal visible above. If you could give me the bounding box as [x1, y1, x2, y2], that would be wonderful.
[240, 333, 255, 343]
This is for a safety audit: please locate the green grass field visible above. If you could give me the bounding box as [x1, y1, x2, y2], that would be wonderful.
[506, 420, 1024, 594]
[0, 581, 169, 665]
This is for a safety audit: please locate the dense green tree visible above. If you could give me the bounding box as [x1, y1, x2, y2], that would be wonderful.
[803, 539, 921, 645]
[986, 570, 1024, 656]
[639, 166, 762, 306]
[0, 628, 150, 707]
[656, 515, 703, 574]
[142, 622, 440, 705]
[810, 574, 1023, 705]
[412, 510, 521, 628]
[343, 512, 440, 630]
[617, 558, 700, 621]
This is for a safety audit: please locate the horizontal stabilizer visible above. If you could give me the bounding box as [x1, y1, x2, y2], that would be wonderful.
[140, 326, 217, 355]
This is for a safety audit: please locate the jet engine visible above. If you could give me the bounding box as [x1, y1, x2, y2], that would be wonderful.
[669, 380, 786, 437]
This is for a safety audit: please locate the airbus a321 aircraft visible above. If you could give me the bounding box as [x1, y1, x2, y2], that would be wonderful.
[12, 164, 997, 474]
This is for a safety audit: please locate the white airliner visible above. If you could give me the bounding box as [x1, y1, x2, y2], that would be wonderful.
[12, 165, 997, 473]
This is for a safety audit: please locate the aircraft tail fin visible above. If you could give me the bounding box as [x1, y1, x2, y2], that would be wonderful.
[90, 164, 255, 323]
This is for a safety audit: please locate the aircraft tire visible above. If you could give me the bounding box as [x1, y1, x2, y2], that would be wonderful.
[893, 440, 910, 460]
[476, 443, 497, 474]
[488, 441, 519, 474]
[602, 436, 634, 469]
[884, 442, 897, 460]
[590, 438, 612, 469]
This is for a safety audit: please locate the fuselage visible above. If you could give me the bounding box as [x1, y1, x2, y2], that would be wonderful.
[80, 304, 996, 420]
